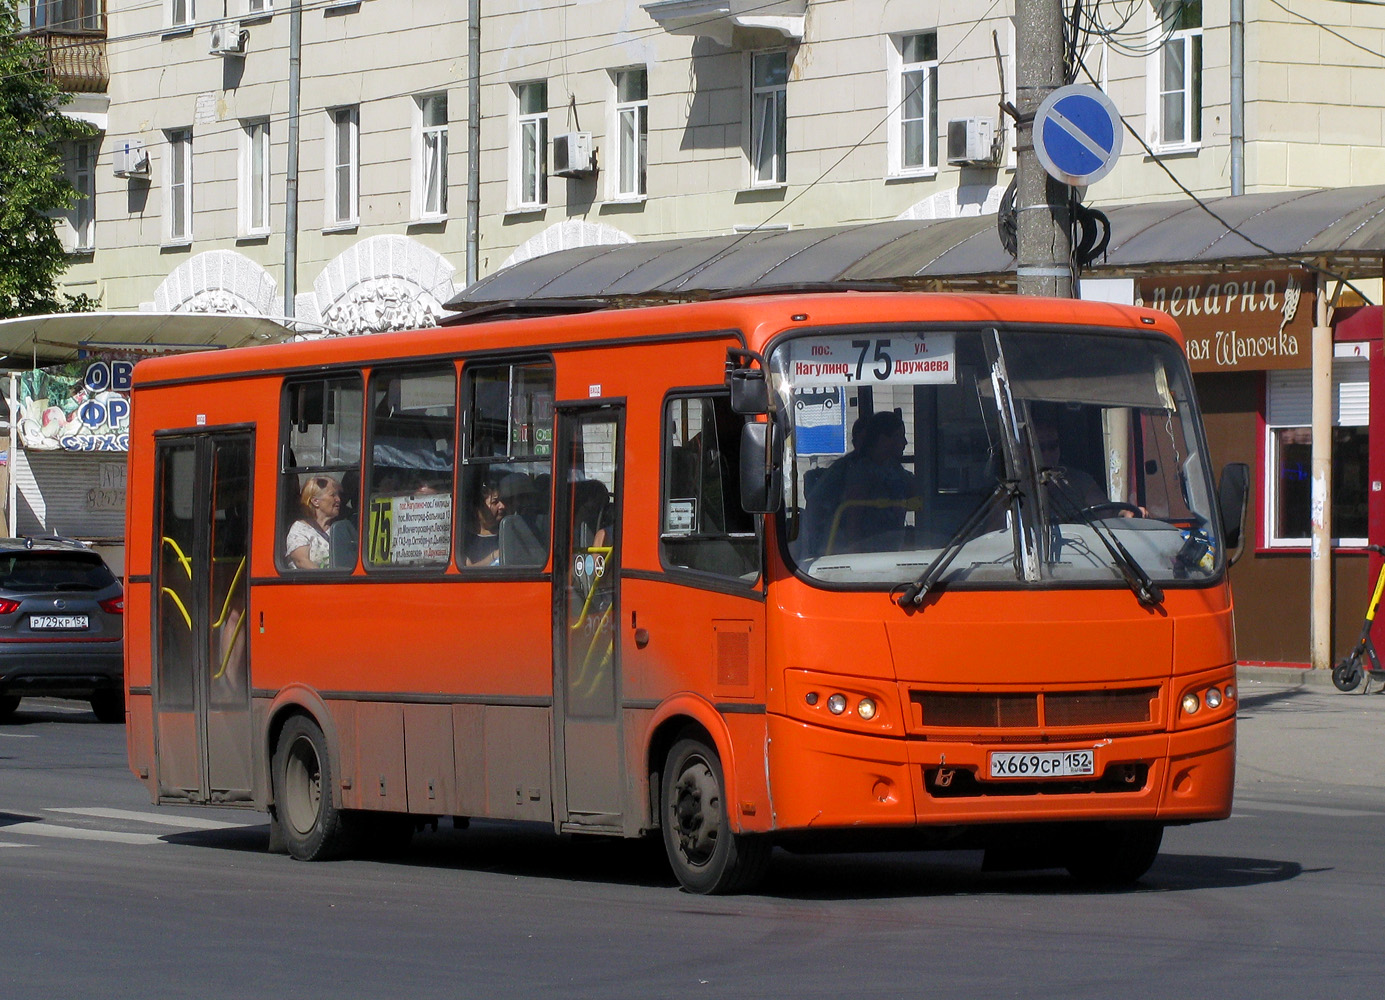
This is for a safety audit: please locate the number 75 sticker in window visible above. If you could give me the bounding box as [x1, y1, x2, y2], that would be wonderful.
[787, 334, 956, 386]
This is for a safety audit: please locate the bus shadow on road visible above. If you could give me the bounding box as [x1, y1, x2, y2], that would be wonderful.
[159, 820, 1304, 899]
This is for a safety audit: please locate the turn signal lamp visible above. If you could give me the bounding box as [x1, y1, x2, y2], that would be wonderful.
[857, 698, 878, 721]
[1181, 692, 1201, 715]
[99, 596, 125, 614]
[0, 599, 20, 615]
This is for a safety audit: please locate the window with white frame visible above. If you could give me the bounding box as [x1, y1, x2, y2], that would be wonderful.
[241, 118, 270, 236]
[165, 128, 192, 243]
[169, 0, 195, 28]
[613, 69, 648, 199]
[750, 50, 787, 186]
[414, 93, 448, 220]
[1264, 357, 1370, 547]
[1151, 0, 1201, 149]
[514, 82, 547, 209]
[888, 32, 938, 175]
[68, 138, 97, 251]
[247, 0, 272, 13]
[326, 105, 359, 227]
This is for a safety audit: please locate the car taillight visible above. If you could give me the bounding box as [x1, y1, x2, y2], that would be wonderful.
[100, 596, 124, 614]
[0, 599, 19, 615]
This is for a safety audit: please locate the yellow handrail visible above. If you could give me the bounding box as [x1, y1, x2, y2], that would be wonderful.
[161, 536, 193, 580]
[160, 588, 192, 629]
[823, 496, 922, 555]
[211, 556, 246, 629]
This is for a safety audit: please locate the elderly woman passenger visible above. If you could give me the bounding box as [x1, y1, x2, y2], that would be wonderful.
[286, 476, 343, 569]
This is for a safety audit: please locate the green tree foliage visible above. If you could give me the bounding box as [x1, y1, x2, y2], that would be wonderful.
[0, 2, 98, 318]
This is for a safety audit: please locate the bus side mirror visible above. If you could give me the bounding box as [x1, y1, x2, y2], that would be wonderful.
[728, 369, 769, 415]
[1218, 461, 1250, 566]
[739, 421, 783, 513]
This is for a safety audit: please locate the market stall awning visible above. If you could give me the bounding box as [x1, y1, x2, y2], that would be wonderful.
[446, 185, 1385, 314]
[0, 312, 296, 364]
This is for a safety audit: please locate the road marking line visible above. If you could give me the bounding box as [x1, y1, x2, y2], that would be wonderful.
[47, 807, 250, 831]
[1234, 800, 1385, 818]
[1, 822, 163, 845]
[0, 733, 38, 739]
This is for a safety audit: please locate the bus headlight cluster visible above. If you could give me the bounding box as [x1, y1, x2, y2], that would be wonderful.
[1181, 683, 1235, 717]
[805, 691, 881, 722]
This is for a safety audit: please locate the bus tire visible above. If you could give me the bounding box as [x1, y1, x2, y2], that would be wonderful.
[90, 691, 124, 724]
[661, 737, 771, 894]
[273, 714, 353, 861]
[1064, 821, 1163, 886]
[0, 696, 19, 722]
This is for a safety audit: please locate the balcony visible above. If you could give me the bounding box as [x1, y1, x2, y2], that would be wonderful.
[17, 1, 108, 94]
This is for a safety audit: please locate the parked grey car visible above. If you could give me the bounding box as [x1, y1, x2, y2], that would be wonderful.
[0, 538, 124, 723]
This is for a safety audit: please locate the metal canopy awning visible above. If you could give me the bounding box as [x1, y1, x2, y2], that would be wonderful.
[447, 185, 1385, 313]
[0, 312, 295, 364]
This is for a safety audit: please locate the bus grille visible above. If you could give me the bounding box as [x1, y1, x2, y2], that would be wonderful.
[910, 687, 1159, 731]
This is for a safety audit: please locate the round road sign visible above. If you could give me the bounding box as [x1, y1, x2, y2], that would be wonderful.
[1033, 84, 1123, 187]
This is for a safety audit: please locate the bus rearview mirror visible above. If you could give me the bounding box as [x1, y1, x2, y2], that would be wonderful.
[728, 369, 769, 415]
[739, 421, 782, 514]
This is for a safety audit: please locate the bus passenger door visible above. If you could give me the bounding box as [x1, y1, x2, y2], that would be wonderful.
[553, 406, 625, 831]
[152, 433, 254, 804]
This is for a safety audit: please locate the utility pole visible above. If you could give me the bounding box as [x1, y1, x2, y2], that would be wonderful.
[1013, 0, 1072, 298]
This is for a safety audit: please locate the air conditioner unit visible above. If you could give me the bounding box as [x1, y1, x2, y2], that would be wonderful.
[112, 139, 150, 179]
[209, 24, 248, 58]
[552, 132, 595, 178]
[946, 117, 1000, 166]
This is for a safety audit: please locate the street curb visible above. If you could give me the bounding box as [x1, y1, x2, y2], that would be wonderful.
[1236, 664, 1337, 688]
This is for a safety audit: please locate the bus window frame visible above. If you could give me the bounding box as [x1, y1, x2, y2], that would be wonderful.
[276, 370, 366, 576]
[657, 386, 765, 596]
[761, 320, 1229, 596]
[360, 361, 459, 575]
[457, 354, 558, 578]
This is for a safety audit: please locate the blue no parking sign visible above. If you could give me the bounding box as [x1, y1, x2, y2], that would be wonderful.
[1033, 85, 1123, 187]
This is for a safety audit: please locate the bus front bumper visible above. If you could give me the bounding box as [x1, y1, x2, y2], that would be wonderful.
[764, 714, 1234, 831]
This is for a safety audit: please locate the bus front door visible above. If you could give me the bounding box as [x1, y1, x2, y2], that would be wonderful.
[152, 433, 254, 804]
[554, 406, 625, 832]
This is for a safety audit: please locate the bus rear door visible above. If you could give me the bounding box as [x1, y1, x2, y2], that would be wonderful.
[152, 431, 254, 804]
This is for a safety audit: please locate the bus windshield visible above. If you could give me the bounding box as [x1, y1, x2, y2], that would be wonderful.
[773, 326, 1221, 592]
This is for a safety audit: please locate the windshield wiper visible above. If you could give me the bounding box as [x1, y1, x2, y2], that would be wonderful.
[896, 479, 1019, 608]
[1042, 471, 1164, 608]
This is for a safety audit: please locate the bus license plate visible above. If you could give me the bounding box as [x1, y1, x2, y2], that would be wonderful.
[989, 749, 1095, 779]
[29, 615, 89, 630]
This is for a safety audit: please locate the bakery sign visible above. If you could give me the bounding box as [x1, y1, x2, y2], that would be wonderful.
[1134, 269, 1314, 372]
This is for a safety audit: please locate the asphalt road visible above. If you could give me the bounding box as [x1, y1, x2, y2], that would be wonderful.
[2, 679, 1384, 999]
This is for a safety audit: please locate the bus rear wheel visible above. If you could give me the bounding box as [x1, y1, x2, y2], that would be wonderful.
[1064, 821, 1163, 886]
[273, 715, 353, 861]
[661, 737, 770, 894]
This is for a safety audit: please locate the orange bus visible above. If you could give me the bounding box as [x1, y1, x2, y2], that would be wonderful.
[124, 290, 1246, 893]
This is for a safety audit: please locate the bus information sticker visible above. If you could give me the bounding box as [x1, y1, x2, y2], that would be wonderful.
[666, 499, 697, 534]
[788, 334, 956, 387]
[793, 387, 847, 456]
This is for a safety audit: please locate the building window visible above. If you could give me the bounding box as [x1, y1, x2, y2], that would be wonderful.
[1264, 358, 1369, 548]
[165, 128, 192, 243]
[326, 105, 359, 228]
[750, 50, 787, 186]
[241, 118, 270, 236]
[247, 0, 272, 13]
[169, 0, 195, 28]
[68, 138, 97, 251]
[613, 68, 647, 199]
[514, 82, 548, 209]
[1151, 0, 1201, 149]
[889, 32, 938, 175]
[414, 93, 448, 220]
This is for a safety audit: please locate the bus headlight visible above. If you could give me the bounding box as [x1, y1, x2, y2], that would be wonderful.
[1181, 692, 1201, 715]
[1204, 687, 1223, 710]
[827, 694, 847, 715]
[857, 698, 877, 721]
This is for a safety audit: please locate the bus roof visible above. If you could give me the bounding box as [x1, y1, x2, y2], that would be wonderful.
[130, 292, 1183, 387]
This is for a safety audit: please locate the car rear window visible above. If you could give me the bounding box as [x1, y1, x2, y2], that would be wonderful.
[0, 553, 118, 591]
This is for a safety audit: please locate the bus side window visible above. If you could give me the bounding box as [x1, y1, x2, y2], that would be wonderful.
[364, 366, 456, 570]
[661, 394, 760, 582]
[280, 375, 364, 572]
[460, 360, 555, 569]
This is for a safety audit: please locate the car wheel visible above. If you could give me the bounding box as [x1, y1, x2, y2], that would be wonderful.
[661, 736, 771, 894]
[90, 691, 125, 724]
[0, 696, 19, 722]
[272, 714, 355, 861]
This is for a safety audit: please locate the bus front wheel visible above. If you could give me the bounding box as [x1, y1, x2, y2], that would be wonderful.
[661, 737, 771, 894]
[272, 715, 353, 861]
[1064, 821, 1163, 886]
